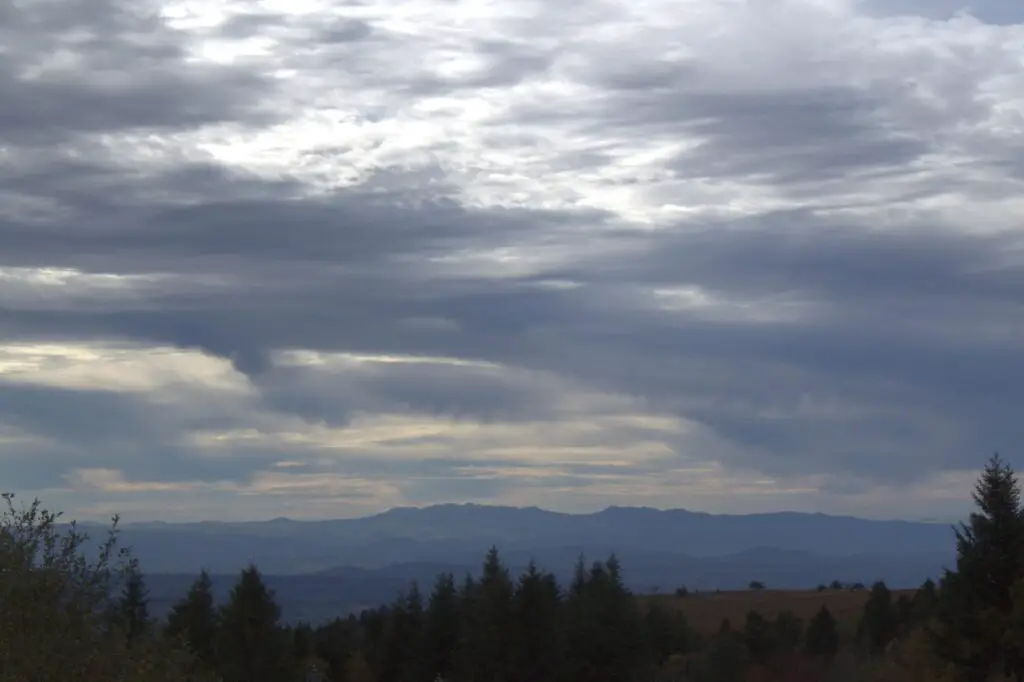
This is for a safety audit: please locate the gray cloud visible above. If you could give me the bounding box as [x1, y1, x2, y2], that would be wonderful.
[1, 0, 1022, 519]
[256, 359, 568, 426]
[0, 0, 276, 147]
[661, 87, 931, 187]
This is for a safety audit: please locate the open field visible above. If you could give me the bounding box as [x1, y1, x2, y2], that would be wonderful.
[639, 588, 916, 634]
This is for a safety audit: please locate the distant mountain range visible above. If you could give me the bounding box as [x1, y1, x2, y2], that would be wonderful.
[92, 504, 958, 624]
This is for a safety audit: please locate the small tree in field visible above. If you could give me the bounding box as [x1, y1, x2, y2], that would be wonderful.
[804, 606, 839, 659]
[859, 581, 898, 654]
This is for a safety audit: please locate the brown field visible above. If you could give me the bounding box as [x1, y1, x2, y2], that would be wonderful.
[638, 588, 916, 635]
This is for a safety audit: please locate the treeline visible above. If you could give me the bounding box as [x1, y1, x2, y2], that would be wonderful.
[140, 553, 941, 682]
[2, 454, 1024, 681]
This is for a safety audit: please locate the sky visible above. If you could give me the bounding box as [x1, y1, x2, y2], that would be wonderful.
[2, 0, 1023, 523]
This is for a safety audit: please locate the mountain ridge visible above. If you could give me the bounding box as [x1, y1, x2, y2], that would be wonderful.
[84, 502, 958, 576]
[71, 503, 961, 624]
[112, 502, 952, 529]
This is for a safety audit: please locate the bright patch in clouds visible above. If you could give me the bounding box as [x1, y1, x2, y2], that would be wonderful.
[0, 0, 1022, 521]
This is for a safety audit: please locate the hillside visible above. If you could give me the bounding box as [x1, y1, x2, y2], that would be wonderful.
[640, 588, 917, 635]
[114, 505, 955, 569]
[97, 504, 955, 578]
[117, 504, 955, 624]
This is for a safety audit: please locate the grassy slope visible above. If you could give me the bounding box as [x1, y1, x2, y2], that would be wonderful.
[638, 588, 916, 636]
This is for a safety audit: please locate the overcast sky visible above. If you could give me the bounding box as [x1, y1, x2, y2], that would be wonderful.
[2, 0, 1023, 522]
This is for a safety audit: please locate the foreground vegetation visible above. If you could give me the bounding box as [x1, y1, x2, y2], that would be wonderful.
[2, 455, 1024, 681]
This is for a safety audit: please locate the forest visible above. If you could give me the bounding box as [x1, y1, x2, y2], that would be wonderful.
[1, 455, 1023, 682]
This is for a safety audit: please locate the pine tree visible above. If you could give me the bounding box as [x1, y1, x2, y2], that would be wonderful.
[743, 609, 775, 664]
[804, 606, 839, 658]
[424, 572, 460, 681]
[562, 555, 593, 682]
[217, 564, 292, 682]
[404, 581, 425, 681]
[450, 572, 478, 680]
[165, 569, 219, 669]
[512, 560, 564, 682]
[293, 622, 313, 662]
[117, 567, 153, 646]
[930, 454, 1024, 682]
[459, 547, 515, 682]
[645, 602, 677, 667]
[359, 607, 389, 680]
[312, 616, 358, 682]
[564, 555, 642, 682]
[859, 580, 897, 653]
[377, 584, 426, 682]
[911, 577, 938, 625]
[702, 620, 749, 682]
[774, 609, 803, 653]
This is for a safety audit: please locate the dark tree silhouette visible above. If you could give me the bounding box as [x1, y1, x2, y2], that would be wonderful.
[930, 454, 1024, 681]
[805, 606, 839, 658]
[116, 568, 153, 646]
[217, 564, 292, 682]
[512, 560, 564, 682]
[165, 569, 219, 668]
[859, 580, 898, 654]
[424, 572, 461, 681]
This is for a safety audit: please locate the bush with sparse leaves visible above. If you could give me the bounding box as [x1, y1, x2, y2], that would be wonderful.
[0, 493, 216, 682]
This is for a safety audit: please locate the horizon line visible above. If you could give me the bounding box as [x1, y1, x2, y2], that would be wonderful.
[66, 501, 960, 527]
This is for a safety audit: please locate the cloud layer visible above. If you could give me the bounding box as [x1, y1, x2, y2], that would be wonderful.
[2, 0, 1023, 521]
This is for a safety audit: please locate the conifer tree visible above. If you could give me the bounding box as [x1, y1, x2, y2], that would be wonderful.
[459, 547, 515, 682]
[405, 582, 425, 667]
[645, 602, 676, 667]
[424, 572, 460, 682]
[359, 607, 389, 680]
[217, 564, 292, 682]
[804, 606, 839, 658]
[377, 583, 426, 682]
[931, 454, 1024, 682]
[165, 569, 219, 669]
[450, 572, 478, 680]
[645, 600, 692, 670]
[774, 609, 803, 653]
[702, 619, 749, 682]
[117, 567, 153, 646]
[512, 560, 564, 682]
[400, 583, 426, 682]
[562, 555, 594, 682]
[911, 577, 938, 625]
[859, 580, 897, 653]
[293, 622, 313, 663]
[312, 616, 358, 682]
[743, 609, 775, 664]
[564, 555, 642, 682]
